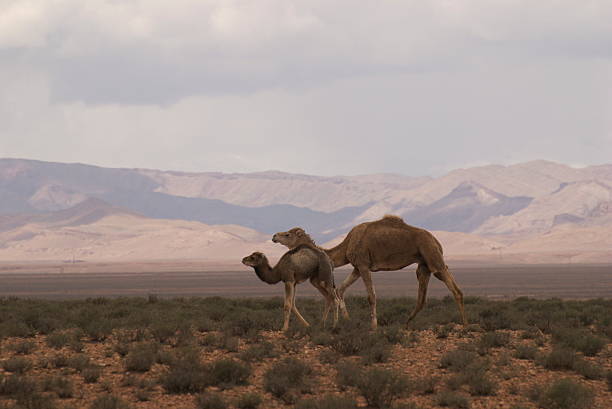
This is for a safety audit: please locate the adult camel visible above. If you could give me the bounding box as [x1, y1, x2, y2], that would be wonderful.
[272, 215, 466, 329]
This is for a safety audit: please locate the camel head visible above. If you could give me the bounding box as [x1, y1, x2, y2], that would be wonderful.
[272, 227, 311, 248]
[241, 252, 267, 267]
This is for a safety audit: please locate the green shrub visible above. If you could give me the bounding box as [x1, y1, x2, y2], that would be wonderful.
[382, 324, 406, 344]
[360, 342, 391, 364]
[294, 394, 358, 409]
[8, 340, 36, 355]
[479, 331, 510, 352]
[0, 320, 35, 339]
[159, 354, 209, 394]
[89, 394, 131, 409]
[51, 353, 69, 368]
[572, 359, 603, 380]
[0, 374, 37, 398]
[41, 375, 74, 398]
[414, 375, 439, 395]
[263, 357, 312, 403]
[195, 392, 227, 409]
[552, 328, 606, 356]
[83, 320, 113, 342]
[82, 365, 102, 383]
[478, 307, 511, 331]
[67, 354, 91, 372]
[209, 359, 250, 388]
[435, 324, 454, 339]
[150, 321, 177, 343]
[46, 331, 71, 349]
[330, 329, 366, 355]
[439, 349, 478, 372]
[2, 357, 32, 374]
[436, 390, 470, 409]
[356, 367, 410, 408]
[541, 348, 576, 371]
[513, 344, 538, 360]
[319, 349, 340, 364]
[239, 341, 277, 362]
[335, 360, 362, 390]
[466, 369, 496, 396]
[124, 342, 157, 372]
[235, 392, 263, 409]
[538, 378, 594, 409]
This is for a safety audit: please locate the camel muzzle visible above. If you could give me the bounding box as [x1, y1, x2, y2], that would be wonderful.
[272, 234, 279, 243]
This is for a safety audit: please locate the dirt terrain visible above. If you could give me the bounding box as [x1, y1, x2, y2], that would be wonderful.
[0, 262, 611, 300]
[0, 296, 610, 409]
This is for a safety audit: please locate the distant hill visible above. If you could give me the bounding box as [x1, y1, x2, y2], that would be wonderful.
[1, 158, 612, 263]
[0, 198, 283, 262]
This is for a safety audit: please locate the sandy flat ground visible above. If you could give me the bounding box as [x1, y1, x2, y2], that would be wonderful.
[0, 261, 610, 300]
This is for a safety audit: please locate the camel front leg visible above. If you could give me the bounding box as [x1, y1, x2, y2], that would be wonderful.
[433, 267, 467, 325]
[407, 263, 431, 324]
[291, 284, 310, 328]
[282, 281, 294, 332]
[358, 266, 378, 330]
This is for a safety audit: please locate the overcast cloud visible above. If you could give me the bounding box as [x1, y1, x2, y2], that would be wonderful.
[1, 0, 611, 176]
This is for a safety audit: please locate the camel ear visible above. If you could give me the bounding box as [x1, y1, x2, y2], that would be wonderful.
[294, 228, 305, 237]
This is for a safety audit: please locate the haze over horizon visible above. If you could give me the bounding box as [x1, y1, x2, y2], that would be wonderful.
[1, 1, 611, 177]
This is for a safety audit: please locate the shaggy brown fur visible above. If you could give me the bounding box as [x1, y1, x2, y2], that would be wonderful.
[272, 215, 466, 329]
[241, 245, 340, 331]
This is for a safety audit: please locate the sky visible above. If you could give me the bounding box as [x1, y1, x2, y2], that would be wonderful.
[0, 0, 611, 177]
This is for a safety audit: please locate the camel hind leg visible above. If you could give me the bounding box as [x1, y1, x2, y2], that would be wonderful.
[336, 268, 360, 318]
[433, 267, 467, 325]
[310, 277, 338, 327]
[406, 263, 431, 324]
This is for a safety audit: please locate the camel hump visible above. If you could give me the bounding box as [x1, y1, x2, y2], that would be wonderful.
[381, 214, 405, 223]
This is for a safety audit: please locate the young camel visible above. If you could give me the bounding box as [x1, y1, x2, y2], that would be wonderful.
[241, 245, 340, 331]
[272, 215, 467, 329]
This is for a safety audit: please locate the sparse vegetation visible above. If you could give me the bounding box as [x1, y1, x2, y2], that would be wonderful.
[208, 358, 250, 388]
[195, 392, 228, 409]
[436, 390, 470, 408]
[90, 394, 131, 409]
[2, 356, 32, 374]
[7, 340, 36, 355]
[41, 375, 74, 398]
[264, 357, 313, 403]
[294, 394, 358, 409]
[235, 392, 263, 409]
[538, 378, 594, 409]
[124, 342, 158, 372]
[0, 296, 608, 408]
[513, 343, 538, 360]
[159, 350, 209, 394]
[439, 349, 478, 371]
[355, 366, 411, 408]
[552, 328, 606, 356]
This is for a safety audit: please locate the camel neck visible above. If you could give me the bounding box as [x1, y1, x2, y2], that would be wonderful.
[324, 240, 349, 268]
[253, 260, 281, 284]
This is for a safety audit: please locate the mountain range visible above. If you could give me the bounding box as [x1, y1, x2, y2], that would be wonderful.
[1, 158, 611, 263]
